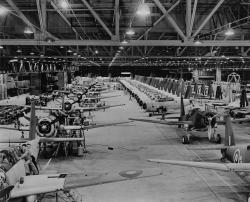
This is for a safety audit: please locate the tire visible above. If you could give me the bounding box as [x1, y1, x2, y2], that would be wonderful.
[182, 135, 189, 144]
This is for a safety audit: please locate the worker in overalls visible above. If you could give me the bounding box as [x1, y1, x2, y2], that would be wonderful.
[20, 144, 39, 175]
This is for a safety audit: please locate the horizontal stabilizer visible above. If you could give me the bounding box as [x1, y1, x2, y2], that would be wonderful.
[147, 159, 250, 172]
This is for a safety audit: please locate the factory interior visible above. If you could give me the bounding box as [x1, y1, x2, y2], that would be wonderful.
[1, 0, 250, 202]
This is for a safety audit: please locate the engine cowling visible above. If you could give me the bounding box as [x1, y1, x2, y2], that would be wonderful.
[77, 93, 83, 101]
[64, 100, 73, 112]
[36, 116, 57, 137]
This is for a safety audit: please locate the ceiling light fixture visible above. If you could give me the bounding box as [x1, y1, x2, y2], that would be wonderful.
[67, 49, 72, 53]
[121, 39, 128, 44]
[24, 27, 34, 34]
[0, 45, 4, 49]
[0, 6, 8, 16]
[126, 28, 135, 36]
[16, 49, 22, 53]
[194, 39, 202, 45]
[95, 50, 99, 54]
[30, 52, 35, 55]
[225, 23, 235, 36]
[136, 0, 150, 17]
[60, 0, 69, 9]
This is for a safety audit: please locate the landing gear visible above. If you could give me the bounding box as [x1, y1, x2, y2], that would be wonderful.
[182, 134, 190, 144]
[220, 148, 226, 162]
[215, 134, 221, 144]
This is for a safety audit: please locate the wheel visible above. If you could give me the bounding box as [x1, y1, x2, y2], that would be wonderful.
[215, 134, 221, 144]
[182, 135, 190, 144]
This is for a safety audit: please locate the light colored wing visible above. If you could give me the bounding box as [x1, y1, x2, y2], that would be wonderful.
[40, 137, 85, 142]
[10, 168, 162, 199]
[0, 104, 61, 111]
[75, 104, 125, 112]
[129, 118, 192, 126]
[60, 121, 132, 131]
[0, 126, 30, 131]
[187, 145, 226, 150]
[217, 118, 250, 125]
[147, 159, 250, 172]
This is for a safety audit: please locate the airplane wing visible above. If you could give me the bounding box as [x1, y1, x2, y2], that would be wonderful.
[217, 118, 250, 125]
[84, 95, 121, 100]
[60, 121, 132, 131]
[147, 159, 250, 172]
[0, 104, 61, 111]
[129, 118, 193, 126]
[40, 137, 85, 142]
[0, 125, 30, 131]
[186, 145, 226, 150]
[75, 104, 125, 112]
[9, 168, 162, 199]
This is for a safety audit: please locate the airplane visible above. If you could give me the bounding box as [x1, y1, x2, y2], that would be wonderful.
[0, 102, 162, 202]
[147, 115, 250, 202]
[130, 93, 250, 144]
[0, 101, 130, 158]
[129, 96, 222, 144]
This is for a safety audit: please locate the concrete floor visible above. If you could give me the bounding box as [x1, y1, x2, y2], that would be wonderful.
[1, 89, 250, 201]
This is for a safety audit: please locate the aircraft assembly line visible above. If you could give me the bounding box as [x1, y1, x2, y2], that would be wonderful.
[1, 77, 250, 202]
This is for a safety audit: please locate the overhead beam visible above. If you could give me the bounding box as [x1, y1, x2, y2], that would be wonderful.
[81, 0, 114, 39]
[115, 0, 120, 40]
[50, 1, 82, 39]
[2, 39, 250, 46]
[188, 0, 197, 37]
[4, 55, 250, 59]
[36, 0, 44, 35]
[41, 0, 47, 33]
[186, 0, 191, 37]
[6, 0, 37, 35]
[192, 0, 225, 38]
[138, 0, 180, 40]
[153, 0, 186, 40]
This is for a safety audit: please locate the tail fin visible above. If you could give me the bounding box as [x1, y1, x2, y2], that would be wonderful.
[29, 100, 37, 140]
[179, 96, 185, 121]
[224, 115, 235, 146]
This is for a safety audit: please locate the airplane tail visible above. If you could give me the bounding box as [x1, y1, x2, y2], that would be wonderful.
[224, 115, 236, 146]
[29, 100, 37, 140]
[179, 96, 185, 121]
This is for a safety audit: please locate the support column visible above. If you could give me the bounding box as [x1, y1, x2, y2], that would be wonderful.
[216, 66, 221, 82]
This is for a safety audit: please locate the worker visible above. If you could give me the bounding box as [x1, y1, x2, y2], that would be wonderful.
[19, 144, 39, 175]
[73, 115, 82, 125]
[240, 86, 248, 107]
